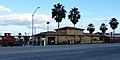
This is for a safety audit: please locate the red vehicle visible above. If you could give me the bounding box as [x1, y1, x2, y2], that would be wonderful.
[0, 33, 16, 47]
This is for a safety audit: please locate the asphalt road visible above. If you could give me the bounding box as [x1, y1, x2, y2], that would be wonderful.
[0, 44, 120, 60]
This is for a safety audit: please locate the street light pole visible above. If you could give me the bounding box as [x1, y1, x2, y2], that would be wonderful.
[32, 7, 40, 46]
[47, 22, 50, 32]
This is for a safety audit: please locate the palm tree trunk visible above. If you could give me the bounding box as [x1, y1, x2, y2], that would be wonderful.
[74, 24, 75, 44]
[57, 22, 60, 44]
[90, 33, 93, 44]
[102, 33, 105, 43]
[91, 35, 93, 44]
[110, 32, 112, 44]
[113, 29, 115, 43]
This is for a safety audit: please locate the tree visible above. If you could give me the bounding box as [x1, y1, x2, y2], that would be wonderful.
[52, 3, 66, 44]
[18, 33, 24, 46]
[99, 23, 108, 42]
[100, 23, 108, 34]
[23, 36, 30, 45]
[68, 7, 81, 44]
[23, 32, 30, 45]
[87, 23, 95, 34]
[87, 23, 95, 44]
[109, 18, 119, 43]
[18, 33, 22, 39]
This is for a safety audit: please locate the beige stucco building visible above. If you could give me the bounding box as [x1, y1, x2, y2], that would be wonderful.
[34, 26, 103, 45]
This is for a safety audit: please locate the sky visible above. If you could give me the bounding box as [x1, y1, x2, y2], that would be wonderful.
[0, 0, 120, 36]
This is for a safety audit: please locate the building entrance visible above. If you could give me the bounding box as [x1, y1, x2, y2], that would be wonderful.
[48, 37, 55, 45]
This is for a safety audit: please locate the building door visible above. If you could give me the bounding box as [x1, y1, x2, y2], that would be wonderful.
[48, 37, 55, 45]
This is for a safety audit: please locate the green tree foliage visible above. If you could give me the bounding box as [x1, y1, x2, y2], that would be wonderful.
[109, 18, 119, 30]
[100, 23, 108, 34]
[52, 3, 66, 22]
[68, 7, 81, 25]
[18, 33, 22, 39]
[87, 23, 95, 34]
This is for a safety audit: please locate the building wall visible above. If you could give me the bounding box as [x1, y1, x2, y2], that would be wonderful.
[45, 35, 82, 44]
[58, 36, 81, 44]
[59, 30, 67, 34]
[58, 28, 84, 35]
[56, 27, 84, 44]
[81, 36, 103, 44]
[59, 36, 68, 44]
[35, 35, 104, 45]
[66, 29, 83, 35]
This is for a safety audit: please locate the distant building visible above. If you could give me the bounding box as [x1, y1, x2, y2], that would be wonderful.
[95, 32, 120, 43]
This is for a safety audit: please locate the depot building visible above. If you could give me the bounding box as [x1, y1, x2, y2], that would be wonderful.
[34, 26, 104, 45]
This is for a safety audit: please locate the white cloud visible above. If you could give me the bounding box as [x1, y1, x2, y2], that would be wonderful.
[0, 13, 57, 30]
[0, 5, 11, 13]
[0, 13, 120, 33]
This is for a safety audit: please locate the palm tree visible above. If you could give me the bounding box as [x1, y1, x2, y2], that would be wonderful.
[68, 7, 81, 44]
[109, 18, 119, 43]
[87, 23, 95, 44]
[52, 3, 66, 44]
[100, 23, 108, 34]
[52, 3, 66, 27]
[87, 23, 95, 34]
[99, 23, 108, 42]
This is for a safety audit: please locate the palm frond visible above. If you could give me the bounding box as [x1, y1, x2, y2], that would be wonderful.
[68, 7, 81, 25]
[87, 23, 95, 34]
[52, 3, 66, 22]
